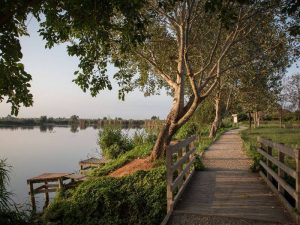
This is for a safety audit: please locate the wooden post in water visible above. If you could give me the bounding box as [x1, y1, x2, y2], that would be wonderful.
[44, 181, 49, 209]
[58, 178, 64, 190]
[28, 181, 36, 213]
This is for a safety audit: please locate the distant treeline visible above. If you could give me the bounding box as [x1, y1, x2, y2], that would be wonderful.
[0, 116, 164, 129]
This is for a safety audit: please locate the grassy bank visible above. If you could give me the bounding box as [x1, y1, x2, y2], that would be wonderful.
[240, 126, 300, 171]
[43, 123, 234, 225]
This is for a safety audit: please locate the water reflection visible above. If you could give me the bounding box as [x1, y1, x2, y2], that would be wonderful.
[0, 126, 142, 209]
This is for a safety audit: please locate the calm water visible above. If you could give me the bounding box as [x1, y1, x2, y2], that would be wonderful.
[0, 126, 139, 209]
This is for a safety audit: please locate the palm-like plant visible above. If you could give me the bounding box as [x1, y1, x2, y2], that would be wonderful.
[0, 158, 12, 210]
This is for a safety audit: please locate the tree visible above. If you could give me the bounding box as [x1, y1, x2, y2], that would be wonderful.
[282, 73, 300, 120]
[69, 115, 79, 124]
[39, 115, 47, 124]
[0, 1, 295, 160]
[0, 0, 148, 115]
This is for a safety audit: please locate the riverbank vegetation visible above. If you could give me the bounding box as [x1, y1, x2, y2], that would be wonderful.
[0, 115, 145, 129]
[0, 159, 34, 225]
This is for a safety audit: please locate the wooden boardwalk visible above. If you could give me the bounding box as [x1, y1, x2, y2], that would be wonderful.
[168, 129, 294, 225]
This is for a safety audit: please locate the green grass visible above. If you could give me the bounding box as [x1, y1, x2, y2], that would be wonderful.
[240, 127, 300, 172]
[241, 127, 300, 148]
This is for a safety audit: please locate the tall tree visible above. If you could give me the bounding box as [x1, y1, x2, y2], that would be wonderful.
[32, 1, 295, 159]
[282, 73, 300, 120]
[0, 1, 295, 160]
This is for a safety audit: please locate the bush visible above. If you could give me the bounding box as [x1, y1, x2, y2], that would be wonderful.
[175, 122, 198, 140]
[99, 127, 133, 159]
[44, 167, 167, 225]
[220, 117, 233, 128]
[131, 130, 157, 146]
[240, 130, 262, 172]
[238, 112, 248, 121]
[194, 155, 205, 171]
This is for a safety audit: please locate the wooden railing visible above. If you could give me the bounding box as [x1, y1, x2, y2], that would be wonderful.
[161, 135, 197, 225]
[257, 137, 300, 223]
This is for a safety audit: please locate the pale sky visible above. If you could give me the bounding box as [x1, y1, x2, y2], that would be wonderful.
[0, 18, 172, 119]
[0, 18, 298, 119]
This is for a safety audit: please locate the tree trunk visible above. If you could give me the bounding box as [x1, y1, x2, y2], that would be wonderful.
[209, 96, 221, 138]
[248, 112, 252, 129]
[257, 112, 260, 127]
[149, 118, 175, 160]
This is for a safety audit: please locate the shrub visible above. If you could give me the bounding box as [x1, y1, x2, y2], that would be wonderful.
[0, 159, 34, 225]
[175, 122, 198, 140]
[194, 155, 205, 171]
[238, 112, 248, 121]
[44, 167, 167, 225]
[99, 127, 133, 159]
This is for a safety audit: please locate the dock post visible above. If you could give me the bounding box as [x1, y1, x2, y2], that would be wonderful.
[58, 178, 64, 190]
[28, 181, 36, 213]
[44, 181, 49, 209]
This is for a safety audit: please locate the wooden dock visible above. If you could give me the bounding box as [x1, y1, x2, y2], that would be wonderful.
[166, 129, 294, 225]
[27, 172, 86, 212]
[79, 157, 107, 172]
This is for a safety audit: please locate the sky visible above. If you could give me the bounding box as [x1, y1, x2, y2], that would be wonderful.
[0, 18, 299, 119]
[0, 18, 172, 120]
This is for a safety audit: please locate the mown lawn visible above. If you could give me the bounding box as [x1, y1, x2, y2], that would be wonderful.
[241, 126, 300, 173]
[241, 127, 300, 148]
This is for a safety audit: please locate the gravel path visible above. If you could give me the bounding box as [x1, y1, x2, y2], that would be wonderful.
[202, 129, 252, 171]
[167, 129, 294, 225]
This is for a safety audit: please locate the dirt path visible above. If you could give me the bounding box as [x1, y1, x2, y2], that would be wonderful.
[167, 129, 294, 225]
[202, 129, 252, 171]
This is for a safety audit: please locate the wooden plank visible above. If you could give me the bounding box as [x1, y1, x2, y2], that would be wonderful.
[34, 188, 58, 194]
[258, 137, 294, 157]
[257, 148, 296, 178]
[172, 157, 196, 192]
[64, 173, 86, 180]
[172, 148, 196, 173]
[259, 171, 299, 224]
[260, 161, 296, 199]
[169, 135, 196, 154]
[27, 172, 70, 183]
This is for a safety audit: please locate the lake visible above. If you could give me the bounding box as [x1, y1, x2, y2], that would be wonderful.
[0, 126, 140, 210]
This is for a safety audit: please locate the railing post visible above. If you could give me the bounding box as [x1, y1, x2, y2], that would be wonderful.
[278, 145, 285, 195]
[266, 141, 273, 181]
[166, 147, 173, 212]
[295, 148, 300, 216]
[178, 148, 183, 187]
